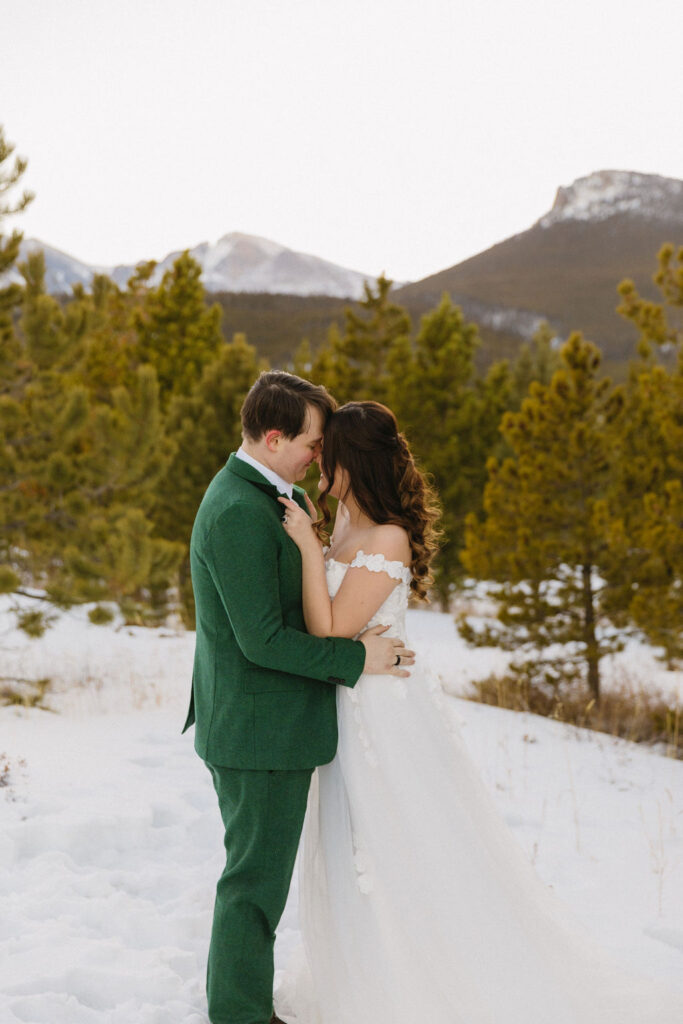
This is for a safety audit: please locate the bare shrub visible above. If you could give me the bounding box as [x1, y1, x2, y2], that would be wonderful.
[467, 670, 681, 759]
[0, 675, 52, 708]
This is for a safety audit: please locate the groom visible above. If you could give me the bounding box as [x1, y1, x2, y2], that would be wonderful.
[183, 370, 412, 1024]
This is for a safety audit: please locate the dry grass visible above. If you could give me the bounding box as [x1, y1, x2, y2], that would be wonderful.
[467, 671, 682, 759]
[0, 675, 52, 709]
[0, 754, 11, 789]
[0, 752, 27, 801]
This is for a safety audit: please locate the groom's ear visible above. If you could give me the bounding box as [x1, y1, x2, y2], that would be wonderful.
[264, 429, 283, 451]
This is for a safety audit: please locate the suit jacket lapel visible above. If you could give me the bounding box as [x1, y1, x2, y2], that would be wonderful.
[226, 452, 310, 518]
[291, 488, 309, 513]
[226, 452, 282, 501]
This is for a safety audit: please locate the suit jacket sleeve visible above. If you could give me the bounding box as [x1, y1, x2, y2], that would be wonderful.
[206, 502, 366, 687]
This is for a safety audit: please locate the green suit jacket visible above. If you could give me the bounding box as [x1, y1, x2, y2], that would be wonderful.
[182, 453, 366, 770]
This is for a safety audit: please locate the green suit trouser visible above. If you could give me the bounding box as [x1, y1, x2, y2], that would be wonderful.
[205, 762, 313, 1024]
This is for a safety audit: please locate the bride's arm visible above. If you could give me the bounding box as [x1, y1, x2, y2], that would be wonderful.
[283, 501, 335, 636]
[279, 497, 409, 639]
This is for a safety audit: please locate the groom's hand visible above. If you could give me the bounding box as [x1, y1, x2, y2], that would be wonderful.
[358, 624, 415, 677]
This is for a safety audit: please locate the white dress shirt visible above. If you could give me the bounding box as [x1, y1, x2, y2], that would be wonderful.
[235, 446, 293, 498]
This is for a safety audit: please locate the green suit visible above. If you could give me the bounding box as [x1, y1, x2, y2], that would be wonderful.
[183, 453, 365, 1023]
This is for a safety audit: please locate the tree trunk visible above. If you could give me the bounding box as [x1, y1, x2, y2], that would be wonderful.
[582, 561, 600, 701]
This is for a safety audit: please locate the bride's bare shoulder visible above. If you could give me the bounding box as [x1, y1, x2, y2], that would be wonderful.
[362, 523, 411, 564]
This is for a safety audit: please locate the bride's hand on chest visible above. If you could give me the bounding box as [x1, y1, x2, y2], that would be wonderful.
[278, 495, 321, 552]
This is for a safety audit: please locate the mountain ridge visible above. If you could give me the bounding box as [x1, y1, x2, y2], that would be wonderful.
[6, 169, 682, 373]
[10, 231, 379, 300]
[393, 169, 683, 373]
[538, 169, 683, 229]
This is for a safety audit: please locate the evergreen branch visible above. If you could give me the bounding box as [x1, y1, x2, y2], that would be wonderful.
[13, 589, 53, 601]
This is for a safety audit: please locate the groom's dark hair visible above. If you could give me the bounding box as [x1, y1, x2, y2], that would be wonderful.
[241, 370, 336, 441]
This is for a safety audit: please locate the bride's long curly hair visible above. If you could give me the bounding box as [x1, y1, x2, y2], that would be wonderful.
[317, 401, 441, 601]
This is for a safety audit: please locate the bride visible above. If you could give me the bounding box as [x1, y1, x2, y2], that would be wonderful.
[275, 400, 683, 1024]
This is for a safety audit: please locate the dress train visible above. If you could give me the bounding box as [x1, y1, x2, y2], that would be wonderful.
[276, 552, 683, 1023]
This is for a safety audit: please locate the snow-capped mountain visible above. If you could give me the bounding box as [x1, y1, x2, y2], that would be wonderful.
[12, 232, 376, 299]
[538, 170, 683, 229]
[11, 240, 110, 294]
[394, 169, 683, 366]
[8, 170, 682, 369]
[145, 232, 374, 298]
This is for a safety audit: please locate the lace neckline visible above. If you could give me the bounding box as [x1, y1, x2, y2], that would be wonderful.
[324, 549, 412, 584]
[325, 552, 408, 569]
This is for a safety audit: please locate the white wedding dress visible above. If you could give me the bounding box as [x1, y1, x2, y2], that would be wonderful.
[276, 552, 683, 1024]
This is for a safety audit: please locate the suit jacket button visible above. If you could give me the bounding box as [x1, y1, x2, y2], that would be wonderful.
[327, 676, 344, 684]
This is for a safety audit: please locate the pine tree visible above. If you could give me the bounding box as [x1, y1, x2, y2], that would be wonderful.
[54, 364, 182, 621]
[152, 333, 264, 622]
[471, 357, 515, 464]
[627, 480, 681, 664]
[387, 295, 485, 600]
[312, 275, 411, 403]
[0, 250, 83, 625]
[598, 248, 683, 663]
[73, 273, 142, 402]
[0, 126, 34, 388]
[1, 252, 181, 635]
[19, 251, 74, 369]
[617, 243, 683, 361]
[134, 251, 223, 409]
[460, 333, 624, 700]
[508, 321, 561, 410]
[301, 322, 348, 400]
[291, 337, 313, 377]
[597, 475, 682, 667]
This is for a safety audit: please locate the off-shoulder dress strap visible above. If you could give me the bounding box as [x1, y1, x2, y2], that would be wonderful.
[348, 549, 412, 584]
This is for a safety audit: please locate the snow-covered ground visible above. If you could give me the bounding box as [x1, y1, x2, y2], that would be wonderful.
[1, 599, 682, 1023]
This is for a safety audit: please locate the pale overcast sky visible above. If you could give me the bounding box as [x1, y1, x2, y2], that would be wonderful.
[3, 0, 682, 282]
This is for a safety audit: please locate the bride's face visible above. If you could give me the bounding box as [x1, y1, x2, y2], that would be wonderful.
[318, 459, 349, 501]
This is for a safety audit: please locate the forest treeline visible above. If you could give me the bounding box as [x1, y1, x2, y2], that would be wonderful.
[1, 128, 681, 704]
